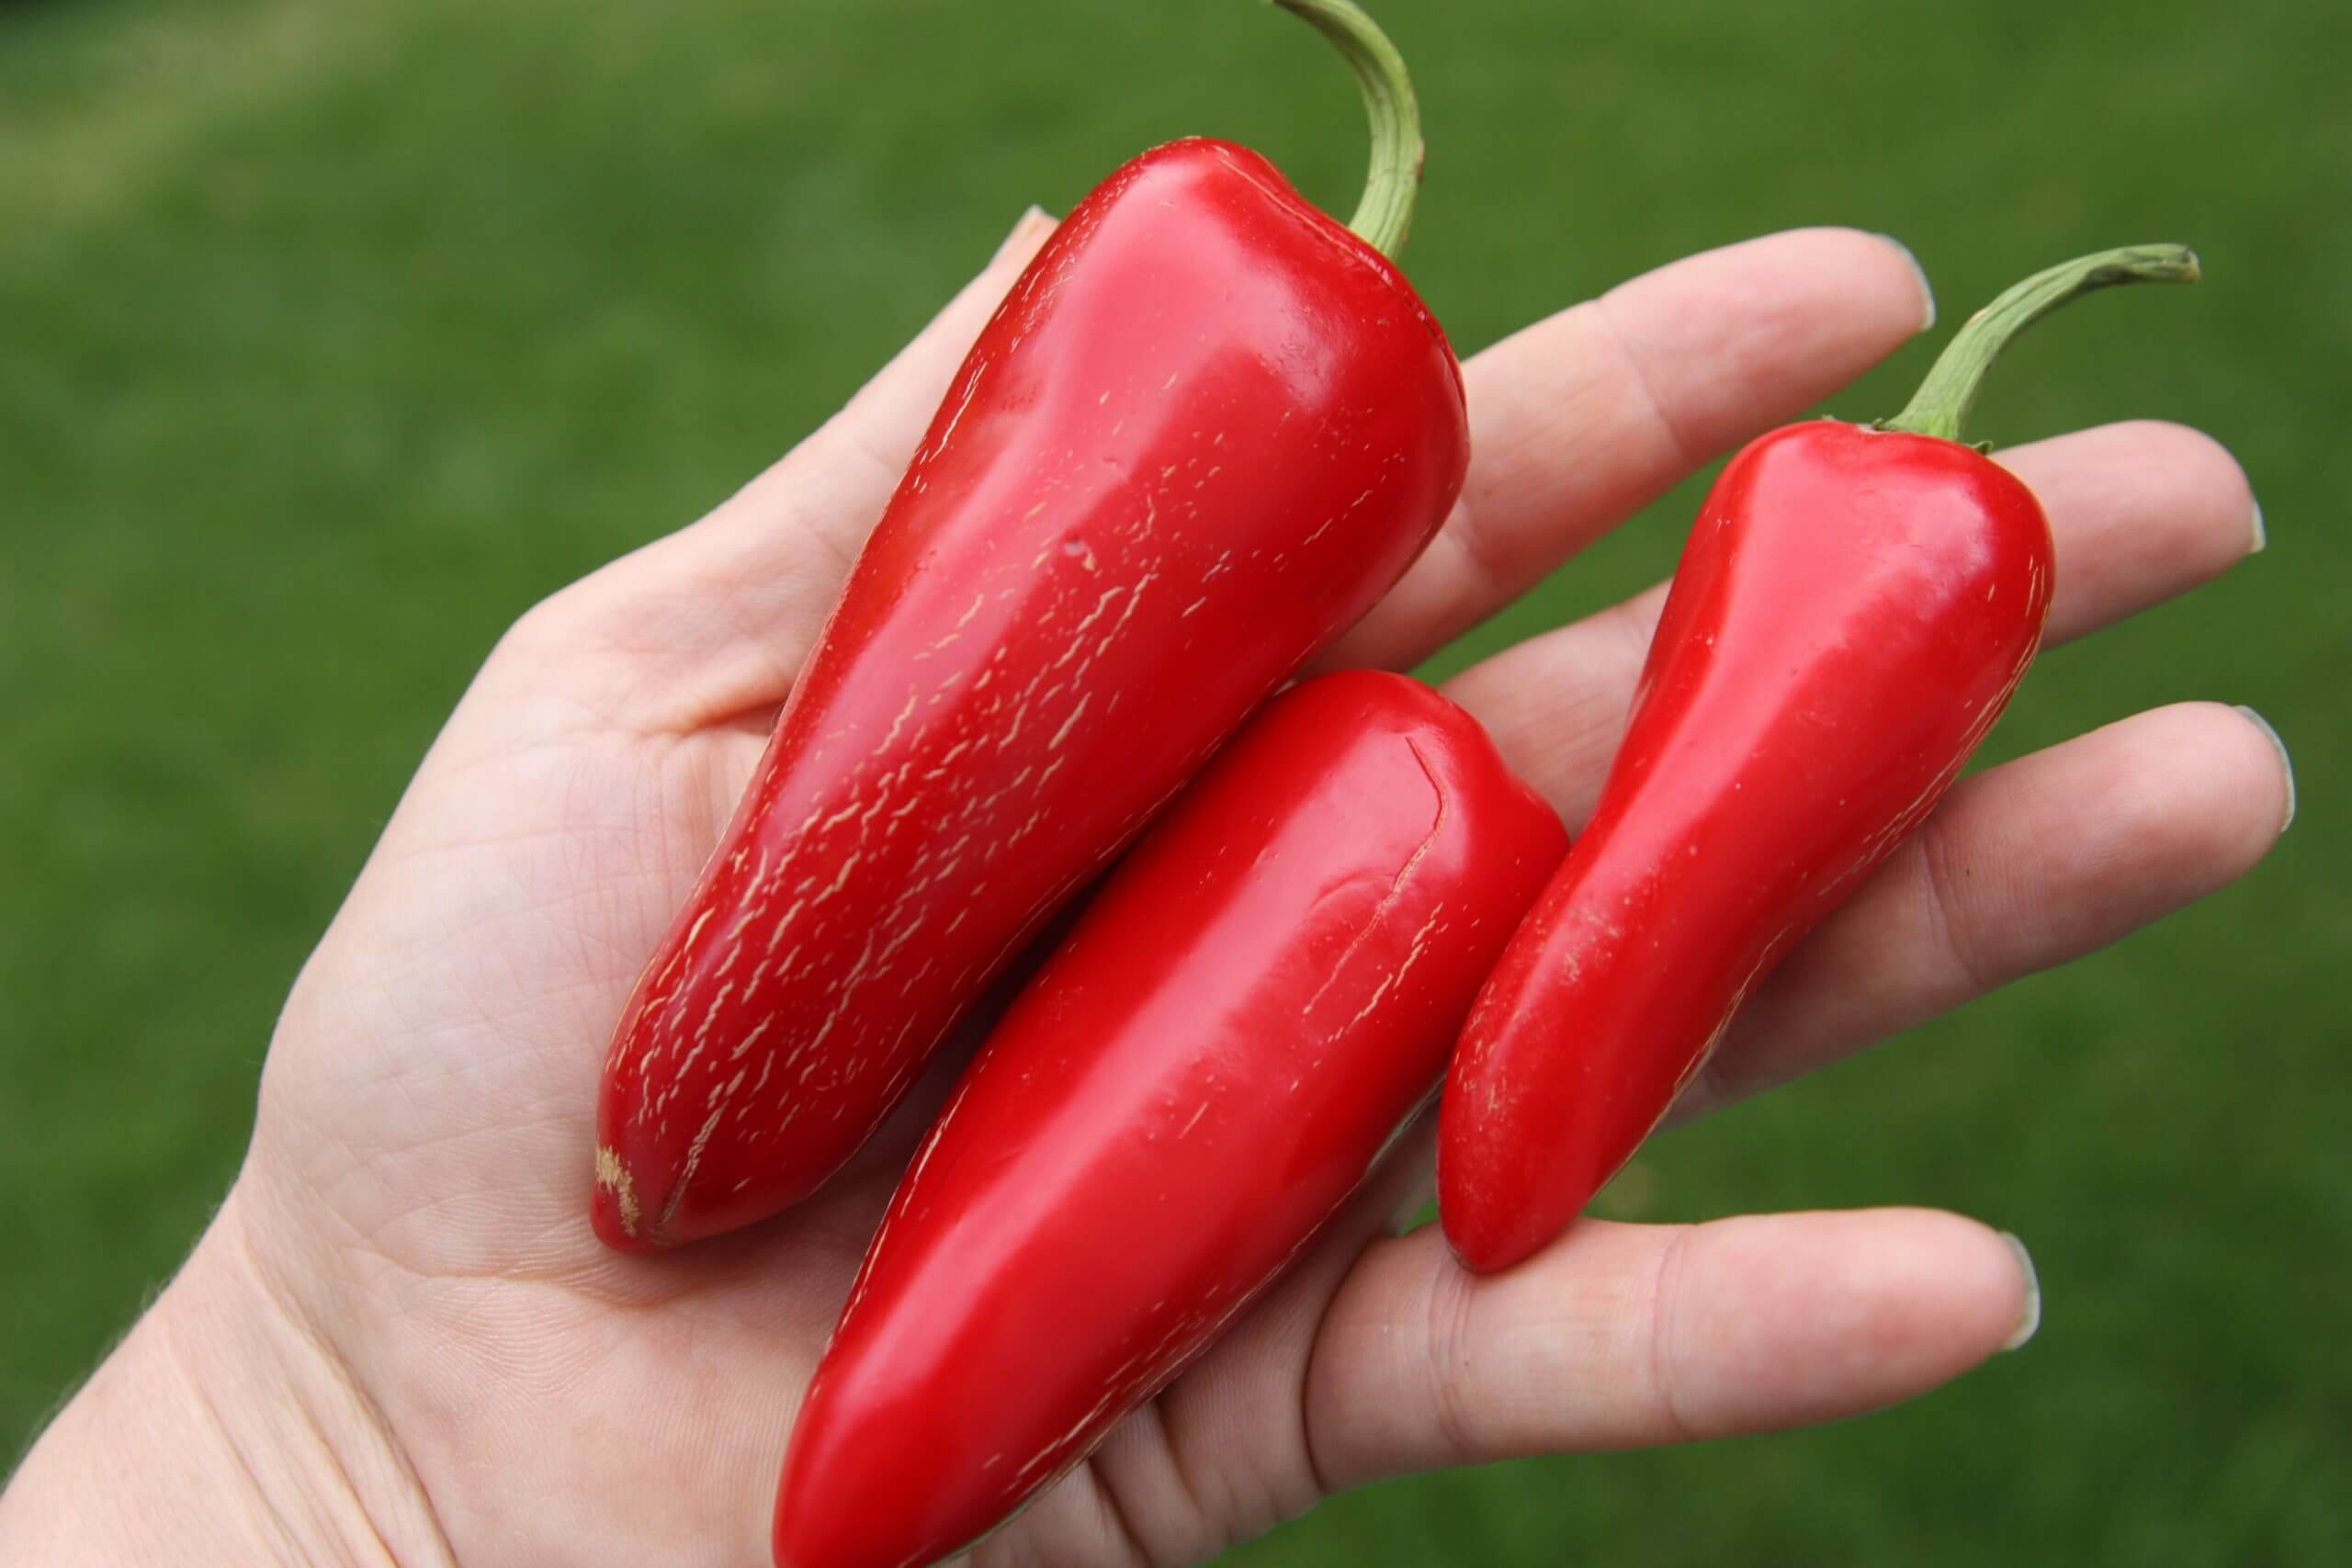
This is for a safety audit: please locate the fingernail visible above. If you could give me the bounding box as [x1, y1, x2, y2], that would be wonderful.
[992, 205, 1055, 264]
[2248, 496, 2266, 555]
[1874, 233, 1937, 333]
[2233, 705, 2296, 833]
[1998, 1232, 2040, 1351]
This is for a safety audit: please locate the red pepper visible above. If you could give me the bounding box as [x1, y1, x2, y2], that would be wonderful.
[770, 671, 1566, 1568]
[594, 1, 1465, 1250]
[1438, 246, 2201, 1274]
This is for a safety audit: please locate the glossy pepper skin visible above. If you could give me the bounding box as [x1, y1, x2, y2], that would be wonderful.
[772, 671, 1566, 1568]
[1439, 246, 2199, 1275]
[593, 85, 1465, 1245]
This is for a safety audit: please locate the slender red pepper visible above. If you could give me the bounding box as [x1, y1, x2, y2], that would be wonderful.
[594, 1, 1466, 1250]
[1438, 245, 2201, 1274]
[770, 671, 1566, 1568]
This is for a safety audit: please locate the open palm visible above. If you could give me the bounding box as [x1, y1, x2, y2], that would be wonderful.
[224, 213, 2282, 1567]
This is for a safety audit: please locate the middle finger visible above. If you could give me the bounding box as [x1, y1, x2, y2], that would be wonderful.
[1446, 417, 2258, 829]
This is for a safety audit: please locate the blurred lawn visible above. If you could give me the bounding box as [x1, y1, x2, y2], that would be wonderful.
[3, 0, 2346, 1559]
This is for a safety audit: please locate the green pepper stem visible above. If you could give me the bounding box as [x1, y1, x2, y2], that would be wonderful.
[1272, 0, 1423, 258]
[1878, 244, 2200, 446]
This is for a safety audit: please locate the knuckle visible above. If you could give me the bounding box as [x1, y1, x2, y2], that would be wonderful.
[1641, 1226, 1700, 1445]
[1419, 1256, 1486, 1464]
[1913, 817, 2002, 998]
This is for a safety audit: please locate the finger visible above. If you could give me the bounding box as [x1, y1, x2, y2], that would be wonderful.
[2002, 420, 2261, 644]
[503, 209, 1061, 727]
[1677, 700, 2292, 1121]
[1304, 1209, 2031, 1491]
[1042, 1120, 1444, 1566]
[1317, 227, 1936, 672]
[1447, 418, 2261, 829]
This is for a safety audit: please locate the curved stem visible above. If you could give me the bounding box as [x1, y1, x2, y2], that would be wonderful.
[1272, 0, 1423, 258]
[1880, 243, 2200, 445]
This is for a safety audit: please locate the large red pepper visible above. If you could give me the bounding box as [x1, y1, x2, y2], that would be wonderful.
[770, 671, 1566, 1568]
[594, 1, 1466, 1250]
[1439, 246, 2201, 1274]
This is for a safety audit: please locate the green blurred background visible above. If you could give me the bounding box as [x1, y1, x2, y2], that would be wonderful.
[3, 0, 2346, 1559]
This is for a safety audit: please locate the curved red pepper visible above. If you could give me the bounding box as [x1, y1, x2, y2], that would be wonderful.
[594, 3, 1465, 1250]
[771, 671, 1566, 1568]
[1439, 246, 2200, 1274]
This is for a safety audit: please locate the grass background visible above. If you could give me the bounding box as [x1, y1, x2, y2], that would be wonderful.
[3, 0, 2346, 1559]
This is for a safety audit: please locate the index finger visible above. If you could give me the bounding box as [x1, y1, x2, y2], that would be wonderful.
[1317, 227, 1935, 672]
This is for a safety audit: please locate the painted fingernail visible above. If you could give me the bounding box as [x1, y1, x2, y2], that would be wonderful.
[1998, 1232, 2040, 1351]
[993, 205, 1055, 264]
[1873, 233, 1937, 333]
[2233, 705, 2296, 833]
[2248, 496, 2267, 555]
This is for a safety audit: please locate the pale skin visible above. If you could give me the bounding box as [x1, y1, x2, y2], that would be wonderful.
[0, 212, 2290, 1566]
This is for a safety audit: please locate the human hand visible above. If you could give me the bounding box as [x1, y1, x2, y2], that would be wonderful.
[0, 211, 2288, 1567]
